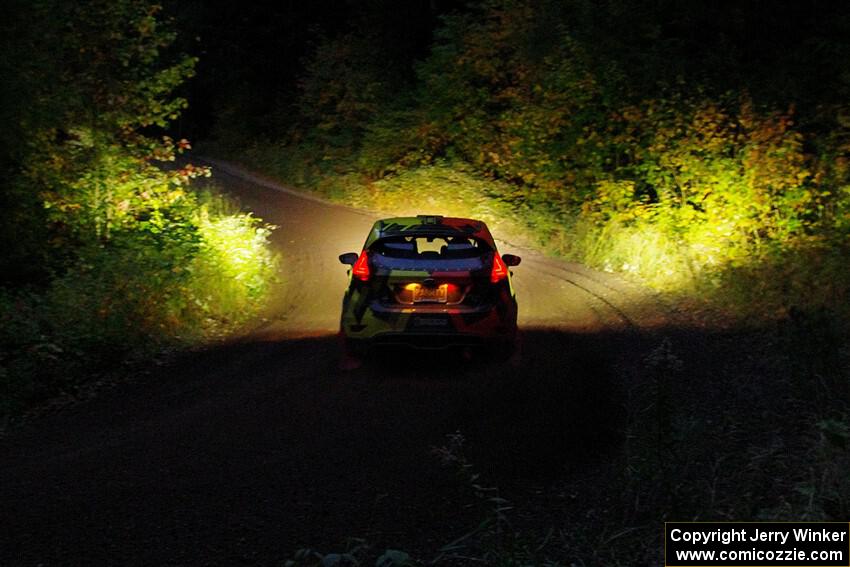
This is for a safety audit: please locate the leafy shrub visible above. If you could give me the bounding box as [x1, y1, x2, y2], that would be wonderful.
[225, 0, 850, 320]
[189, 198, 278, 335]
[0, 180, 278, 416]
[0, 0, 280, 417]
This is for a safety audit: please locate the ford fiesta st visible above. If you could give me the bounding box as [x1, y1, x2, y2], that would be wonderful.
[338, 215, 520, 355]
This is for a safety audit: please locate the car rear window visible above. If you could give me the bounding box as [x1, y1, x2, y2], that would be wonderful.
[371, 235, 486, 260]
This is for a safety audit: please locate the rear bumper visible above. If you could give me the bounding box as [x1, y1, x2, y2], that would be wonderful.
[341, 300, 517, 346]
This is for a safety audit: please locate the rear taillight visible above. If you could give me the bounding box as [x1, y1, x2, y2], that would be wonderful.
[352, 250, 370, 281]
[490, 251, 508, 283]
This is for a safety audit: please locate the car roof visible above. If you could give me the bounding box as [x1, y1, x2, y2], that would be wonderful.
[364, 215, 495, 248]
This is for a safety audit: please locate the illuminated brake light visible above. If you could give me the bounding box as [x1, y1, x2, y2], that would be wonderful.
[490, 252, 508, 283]
[352, 250, 370, 281]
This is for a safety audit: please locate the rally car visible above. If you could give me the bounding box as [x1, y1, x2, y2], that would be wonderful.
[338, 215, 520, 354]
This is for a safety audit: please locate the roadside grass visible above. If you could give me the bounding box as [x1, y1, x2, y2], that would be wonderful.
[188, 190, 279, 337]
[0, 184, 278, 421]
[218, 144, 850, 324]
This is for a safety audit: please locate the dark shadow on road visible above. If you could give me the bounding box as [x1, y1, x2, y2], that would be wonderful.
[335, 329, 630, 484]
[6, 322, 841, 565]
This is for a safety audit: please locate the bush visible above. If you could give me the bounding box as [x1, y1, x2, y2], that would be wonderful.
[0, 0, 280, 418]
[0, 180, 278, 417]
[189, 196, 278, 335]
[224, 0, 850, 320]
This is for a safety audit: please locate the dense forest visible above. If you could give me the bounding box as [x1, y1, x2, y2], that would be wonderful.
[195, 0, 850, 307]
[2, 1, 850, 564]
[3, 0, 850, 419]
[2, 0, 848, 423]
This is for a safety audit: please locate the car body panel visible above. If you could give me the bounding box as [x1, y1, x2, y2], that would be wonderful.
[340, 215, 518, 350]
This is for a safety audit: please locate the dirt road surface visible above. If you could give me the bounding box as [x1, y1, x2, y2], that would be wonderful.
[1, 160, 673, 565]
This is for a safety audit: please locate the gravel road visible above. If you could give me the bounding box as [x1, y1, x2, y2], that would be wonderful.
[1, 160, 672, 565]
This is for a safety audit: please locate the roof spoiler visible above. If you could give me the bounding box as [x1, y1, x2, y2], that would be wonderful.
[417, 215, 444, 225]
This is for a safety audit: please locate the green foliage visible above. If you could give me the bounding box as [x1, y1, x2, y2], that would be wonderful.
[242, 0, 850, 317]
[0, 181, 277, 415]
[0, 0, 278, 416]
[190, 197, 278, 334]
[2, 1, 195, 161]
[344, 163, 526, 236]
[298, 33, 386, 145]
[414, 1, 607, 202]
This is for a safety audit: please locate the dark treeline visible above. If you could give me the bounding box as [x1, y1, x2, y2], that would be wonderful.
[179, 0, 850, 137]
[199, 0, 850, 307]
[166, 0, 464, 143]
